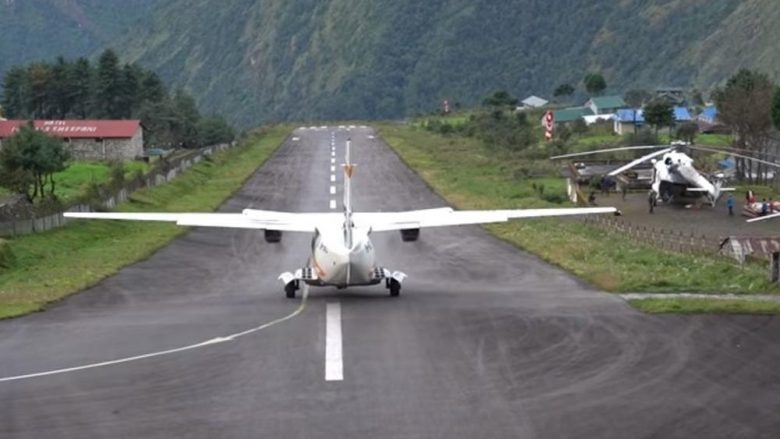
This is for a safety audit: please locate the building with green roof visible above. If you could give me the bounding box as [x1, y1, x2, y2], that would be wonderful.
[586, 96, 627, 115]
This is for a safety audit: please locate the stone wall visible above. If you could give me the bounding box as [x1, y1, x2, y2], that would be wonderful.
[67, 128, 144, 161]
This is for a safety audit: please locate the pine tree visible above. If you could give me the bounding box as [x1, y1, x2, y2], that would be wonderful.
[96, 49, 122, 118]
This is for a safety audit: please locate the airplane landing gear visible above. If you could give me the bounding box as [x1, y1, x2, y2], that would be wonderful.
[284, 280, 299, 299]
[386, 278, 401, 297]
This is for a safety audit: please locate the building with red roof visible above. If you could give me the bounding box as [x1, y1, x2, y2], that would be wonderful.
[0, 120, 143, 161]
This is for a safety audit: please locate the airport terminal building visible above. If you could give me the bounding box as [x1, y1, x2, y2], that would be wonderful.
[0, 120, 143, 161]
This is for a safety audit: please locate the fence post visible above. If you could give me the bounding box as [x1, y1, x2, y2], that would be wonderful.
[771, 252, 780, 283]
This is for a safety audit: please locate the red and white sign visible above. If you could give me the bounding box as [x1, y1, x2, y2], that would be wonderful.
[544, 111, 554, 141]
[0, 120, 141, 139]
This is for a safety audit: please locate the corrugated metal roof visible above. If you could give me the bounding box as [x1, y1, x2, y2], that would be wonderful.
[698, 106, 719, 123]
[589, 96, 627, 110]
[673, 107, 692, 121]
[615, 109, 645, 123]
[0, 120, 141, 139]
[521, 95, 548, 107]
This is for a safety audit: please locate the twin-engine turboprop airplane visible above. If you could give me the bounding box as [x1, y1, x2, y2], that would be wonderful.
[65, 138, 619, 298]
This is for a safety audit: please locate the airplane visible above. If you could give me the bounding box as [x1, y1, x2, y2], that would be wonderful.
[65, 138, 619, 298]
[551, 143, 778, 209]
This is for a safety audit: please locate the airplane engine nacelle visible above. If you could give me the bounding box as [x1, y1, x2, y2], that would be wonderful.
[400, 228, 420, 242]
[264, 230, 282, 243]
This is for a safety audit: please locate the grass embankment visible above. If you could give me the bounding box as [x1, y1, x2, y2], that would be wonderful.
[0, 126, 291, 319]
[377, 123, 780, 313]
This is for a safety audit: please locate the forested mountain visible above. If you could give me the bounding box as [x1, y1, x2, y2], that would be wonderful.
[0, 0, 162, 76]
[1, 0, 779, 127]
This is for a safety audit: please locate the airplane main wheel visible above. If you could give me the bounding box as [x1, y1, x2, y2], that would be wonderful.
[389, 279, 401, 297]
[285, 282, 297, 299]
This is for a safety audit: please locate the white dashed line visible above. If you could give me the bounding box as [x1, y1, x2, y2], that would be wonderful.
[331, 175, 336, 182]
[330, 186, 336, 195]
[331, 165, 336, 172]
[329, 199, 336, 209]
[331, 158, 335, 164]
[325, 302, 343, 381]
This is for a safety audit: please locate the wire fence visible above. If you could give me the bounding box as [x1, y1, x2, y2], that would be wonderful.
[0, 143, 235, 237]
[581, 214, 729, 257]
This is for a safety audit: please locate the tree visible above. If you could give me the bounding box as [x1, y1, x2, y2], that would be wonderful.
[644, 100, 674, 135]
[69, 58, 94, 118]
[676, 122, 699, 143]
[47, 56, 73, 119]
[553, 83, 574, 98]
[27, 64, 51, 118]
[773, 87, 780, 131]
[172, 90, 201, 148]
[1, 67, 31, 118]
[624, 89, 651, 108]
[197, 116, 235, 146]
[96, 49, 122, 118]
[583, 73, 606, 96]
[482, 90, 518, 107]
[714, 69, 775, 182]
[0, 123, 70, 200]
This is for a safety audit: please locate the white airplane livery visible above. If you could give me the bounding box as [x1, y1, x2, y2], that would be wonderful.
[65, 135, 619, 298]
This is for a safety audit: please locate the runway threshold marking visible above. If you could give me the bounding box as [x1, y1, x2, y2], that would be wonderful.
[0, 286, 311, 383]
[325, 302, 343, 381]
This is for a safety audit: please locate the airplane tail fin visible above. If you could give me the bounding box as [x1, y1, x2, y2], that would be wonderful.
[343, 138, 355, 247]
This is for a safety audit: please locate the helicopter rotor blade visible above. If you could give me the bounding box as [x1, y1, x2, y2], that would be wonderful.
[606, 148, 674, 176]
[549, 145, 671, 160]
[687, 145, 780, 169]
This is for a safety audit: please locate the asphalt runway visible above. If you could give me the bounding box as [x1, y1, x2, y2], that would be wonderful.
[1, 126, 780, 438]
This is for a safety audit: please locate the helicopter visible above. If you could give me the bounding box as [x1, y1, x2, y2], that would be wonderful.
[551, 143, 780, 209]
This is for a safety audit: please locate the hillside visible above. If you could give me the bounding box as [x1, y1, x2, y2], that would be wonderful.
[2, 0, 779, 127]
[0, 0, 161, 76]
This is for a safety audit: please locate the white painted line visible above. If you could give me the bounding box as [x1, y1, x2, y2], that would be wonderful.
[329, 199, 336, 209]
[330, 174, 336, 182]
[0, 286, 311, 383]
[331, 151, 335, 157]
[330, 185, 336, 194]
[325, 302, 343, 381]
[331, 165, 336, 172]
[331, 158, 335, 164]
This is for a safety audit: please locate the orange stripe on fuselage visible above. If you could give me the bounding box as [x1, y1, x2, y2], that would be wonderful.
[312, 258, 327, 279]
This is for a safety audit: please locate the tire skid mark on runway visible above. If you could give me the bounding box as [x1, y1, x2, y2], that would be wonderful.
[0, 286, 310, 383]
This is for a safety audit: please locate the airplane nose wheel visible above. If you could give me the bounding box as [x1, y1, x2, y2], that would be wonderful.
[387, 279, 401, 297]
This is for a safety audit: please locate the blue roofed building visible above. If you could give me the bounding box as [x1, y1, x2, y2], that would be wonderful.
[613, 108, 644, 135]
[673, 106, 692, 122]
[697, 106, 719, 124]
[696, 106, 726, 133]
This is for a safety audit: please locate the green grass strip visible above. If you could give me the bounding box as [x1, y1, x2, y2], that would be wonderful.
[0, 126, 291, 319]
[629, 298, 780, 314]
[376, 123, 780, 313]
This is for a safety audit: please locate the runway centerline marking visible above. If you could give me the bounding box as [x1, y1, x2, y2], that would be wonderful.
[330, 186, 336, 195]
[325, 302, 343, 381]
[0, 286, 311, 383]
[329, 199, 336, 209]
[331, 175, 336, 182]
[331, 165, 336, 172]
[331, 158, 335, 164]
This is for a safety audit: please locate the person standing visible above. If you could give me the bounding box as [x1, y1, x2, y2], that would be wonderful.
[726, 194, 735, 216]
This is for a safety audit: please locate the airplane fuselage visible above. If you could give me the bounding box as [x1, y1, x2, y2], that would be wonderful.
[309, 225, 380, 288]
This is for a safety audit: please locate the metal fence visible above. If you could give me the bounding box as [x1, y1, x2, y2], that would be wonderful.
[581, 214, 726, 256]
[0, 143, 234, 237]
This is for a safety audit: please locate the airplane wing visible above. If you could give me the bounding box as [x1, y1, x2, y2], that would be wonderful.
[360, 207, 619, 232]
[63, 211, 327, 232]
[65, 206, 619, 232]
[746, 212, 780, 223]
